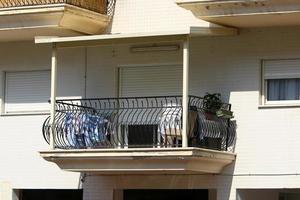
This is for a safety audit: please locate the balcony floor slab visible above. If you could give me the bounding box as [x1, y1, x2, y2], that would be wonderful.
[40, 147, 236, 175]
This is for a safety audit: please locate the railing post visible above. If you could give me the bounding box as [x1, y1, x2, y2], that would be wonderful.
[182, 38, 189, 148]
[50, 44, 58, 150]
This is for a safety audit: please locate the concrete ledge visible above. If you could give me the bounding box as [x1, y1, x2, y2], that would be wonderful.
[176, 0, 300, 27]
[0, 4, 110, 41]
[40, 147, 236, 175]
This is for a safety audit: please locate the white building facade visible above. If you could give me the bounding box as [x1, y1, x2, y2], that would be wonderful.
[0, 1, 300, 200]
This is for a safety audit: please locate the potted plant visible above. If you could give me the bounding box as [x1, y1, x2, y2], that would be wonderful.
[216, 109, 234, 119]
[202, 93, 222, 120]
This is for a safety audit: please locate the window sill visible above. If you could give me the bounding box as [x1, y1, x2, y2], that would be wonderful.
[0, 112, 50, 116]
[259, 104, 300, 109]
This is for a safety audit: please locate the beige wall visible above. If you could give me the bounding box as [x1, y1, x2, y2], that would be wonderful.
[189, 27, 300, 177]
[1, 27, 300, 200]
[82, 27, 300, 200]
[86, 44, 182, 98]
[0, 40, 182, 199]
[0, 43, 83, 193]
[110, 0, 212, 34]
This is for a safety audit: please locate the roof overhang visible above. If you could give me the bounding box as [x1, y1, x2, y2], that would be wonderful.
[40, 148, 236, 174]
[35, 26, 238, 48]
[177, 0, 300, 28]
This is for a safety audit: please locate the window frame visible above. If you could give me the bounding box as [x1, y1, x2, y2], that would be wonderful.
[261, 59, 300, 107]
[2, 69, 51, 115]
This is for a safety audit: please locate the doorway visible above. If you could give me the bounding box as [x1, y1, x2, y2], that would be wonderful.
[123, 189, 209, 200]
[20, 189, 83, 200]
[118, 64, 182, 147]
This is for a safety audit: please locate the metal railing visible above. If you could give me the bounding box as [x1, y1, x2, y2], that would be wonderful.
[42, 95, 236, 151]
[0, 0, 116, 15]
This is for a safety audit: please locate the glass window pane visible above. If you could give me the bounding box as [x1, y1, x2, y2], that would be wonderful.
[267, 79, 300, 101]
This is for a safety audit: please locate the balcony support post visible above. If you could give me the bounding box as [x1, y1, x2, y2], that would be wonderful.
[50, 44, 57, 150]
[182, 38, 190, 148]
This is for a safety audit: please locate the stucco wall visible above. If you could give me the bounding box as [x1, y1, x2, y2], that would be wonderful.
[82, 27, 300, 200]
[1, 27, 300, 200]
[0, 43, 84, 191]
[109, 0, 212, 34]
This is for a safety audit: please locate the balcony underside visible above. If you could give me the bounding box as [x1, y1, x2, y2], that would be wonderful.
[177, 0, 300, 28]
[40, 148, 236, 174]
[0, 4, 110, 41]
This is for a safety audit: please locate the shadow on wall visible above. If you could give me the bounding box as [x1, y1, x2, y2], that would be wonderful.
[219, 116, 237, 200]
[214, 117, 237, 200]
[78, 173, 87, 189]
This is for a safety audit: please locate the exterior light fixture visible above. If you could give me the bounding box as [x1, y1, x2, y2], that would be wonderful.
[130, 44, 180, 53]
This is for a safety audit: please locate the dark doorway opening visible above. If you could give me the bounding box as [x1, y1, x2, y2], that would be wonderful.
[128, 124, 158, 147]
[124, 189, 208, 200]
[21, 189, 83, 200]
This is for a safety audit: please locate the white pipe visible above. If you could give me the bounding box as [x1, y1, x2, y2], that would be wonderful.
[50, 44, 57, 150]
[182, 38, 189, 148]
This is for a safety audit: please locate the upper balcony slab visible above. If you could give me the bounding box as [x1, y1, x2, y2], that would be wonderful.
[0, 1, 111, 41]
[176, 0, 300, 28]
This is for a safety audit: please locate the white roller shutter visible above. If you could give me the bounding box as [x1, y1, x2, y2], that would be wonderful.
[5, 70, 51, 113]
[264, 59, 300, 79]
[119, 65, 182, 97]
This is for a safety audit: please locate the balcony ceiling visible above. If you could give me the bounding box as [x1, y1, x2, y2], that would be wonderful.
[176, 0, 300, 28]
[40, 148, 236, 174]
[0, 4, 110, 41]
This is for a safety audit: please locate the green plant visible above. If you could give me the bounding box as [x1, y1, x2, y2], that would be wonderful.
[203, 93, 222, 114]
[216, 109, 234, 119]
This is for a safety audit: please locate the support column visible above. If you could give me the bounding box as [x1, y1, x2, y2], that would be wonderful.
[0, 182, 12, 200]
[182, 38, 189, 148]
[50, 44, 57, 150]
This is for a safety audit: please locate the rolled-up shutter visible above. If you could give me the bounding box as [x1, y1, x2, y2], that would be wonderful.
[5, 70, 51, 113]
[119, 65, 182, 97]
[264, 59, 300, 79]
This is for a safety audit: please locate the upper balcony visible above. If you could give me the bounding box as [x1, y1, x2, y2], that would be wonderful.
[0, 0, 115, 41]
[40, 95, 236, 175]
[176, 0, 300, 28]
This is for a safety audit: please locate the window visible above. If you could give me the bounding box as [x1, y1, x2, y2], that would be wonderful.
[4, 70, 51, 114]
[262, 59, 300, 105]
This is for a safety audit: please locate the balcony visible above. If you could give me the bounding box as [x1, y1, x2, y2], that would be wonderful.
[0, 0, 115, 41]
[176, 0, 300, 28]
[40, 95, 236, 174]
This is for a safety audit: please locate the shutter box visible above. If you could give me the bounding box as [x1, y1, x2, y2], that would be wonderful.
[264, 59, 300, 79]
